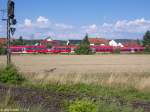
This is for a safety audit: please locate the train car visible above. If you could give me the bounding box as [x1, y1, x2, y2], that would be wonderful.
[10, 45, 145, 54]
[50, 46, 72, 53]
[90, 46, 114, 53]
[25, 46, 48, 54]
[120, 46, 144, 53]
[10, 46, 26, 54]
[10, 45, 48, 54]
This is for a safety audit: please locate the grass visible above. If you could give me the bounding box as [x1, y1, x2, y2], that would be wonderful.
[0, 88, 145, 112]
[65, 98, 144, 112]
[23, 82, 150, 102]
[24, 72, 150, 92]
[0, 89, 42, 112]
[0, 64, 150, 111]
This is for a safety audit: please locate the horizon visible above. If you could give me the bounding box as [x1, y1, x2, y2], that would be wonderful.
[0, 0, 150, 40]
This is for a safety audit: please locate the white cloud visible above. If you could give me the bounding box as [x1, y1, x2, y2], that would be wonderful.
[81, 24, 98, 33]
[13, 17, 150, 39]
[24, 19, 32, 27]
[37, 16, 49, 24]
[114, 18, 150, 33]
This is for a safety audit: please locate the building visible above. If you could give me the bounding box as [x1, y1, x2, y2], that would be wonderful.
[88, 38, 109, 46]
[67, 40, 82, 46]
[0, 38, 7, 47]
[40, 37, 60, 46]
[109, 40, 124, 47]
[109, 40, 118, 47]
[122, 41, 140, 47]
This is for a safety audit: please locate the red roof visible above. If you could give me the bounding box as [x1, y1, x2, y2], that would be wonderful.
[88, 38, 109, 45]
[122, 41, 141, 47]
[0, 38, 7, 45]
[40, 40, 60, 46]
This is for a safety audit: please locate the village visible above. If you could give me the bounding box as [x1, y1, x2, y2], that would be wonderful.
[0, 0, 150, 112]
[0, 36, 144, 54]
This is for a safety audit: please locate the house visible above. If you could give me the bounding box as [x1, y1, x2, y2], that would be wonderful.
[122, 41, 140, 47]
[109, 40, 118, 47]
[88, 38, 109, 46]
[0, 38, 7, 47]
[40, 37, 60, 46]
[109, 40, 124, 47]
[118, 43, 124, 47]
[67, 40, 82, 46]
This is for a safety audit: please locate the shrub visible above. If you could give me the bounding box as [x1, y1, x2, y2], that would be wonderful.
[0, 64, 26, 85]
[0, 47, 7, 55]
[75, 45, 92, 55]
[68, 99, 97, 112]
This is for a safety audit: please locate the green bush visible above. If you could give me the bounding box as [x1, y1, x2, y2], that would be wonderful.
[75, 45, 92, 55]
[68, 99, 97, 112]
[0, 47, 7, 55]
[0, 64, 26, 85]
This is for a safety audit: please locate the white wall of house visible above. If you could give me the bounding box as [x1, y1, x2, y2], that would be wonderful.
[118, 43, 124, 47]
[109, 40, 118, 47]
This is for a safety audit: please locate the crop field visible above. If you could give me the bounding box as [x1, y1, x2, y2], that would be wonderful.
[0, 54, 150, 90]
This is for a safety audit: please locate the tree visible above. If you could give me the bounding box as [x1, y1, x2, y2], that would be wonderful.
[137, 38, 141, 46]
[0, 47, 7, 55]
[46, 43, 52, 49]
[75, 34, 92, 55]
[12, 36, 25, 45]
[143, 31, 150, 52]
[143, 31, 150, 47]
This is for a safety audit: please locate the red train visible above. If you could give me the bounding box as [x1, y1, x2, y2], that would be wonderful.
[10, 46, 48, 54]
[10, 45, 145, 54]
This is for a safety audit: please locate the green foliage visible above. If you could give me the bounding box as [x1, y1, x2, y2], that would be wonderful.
[0, 47, 7, 55]
[46, 43, 52, 49]
[0, 64, 26, 85]
[143, 31, 150, 47]
[68, 99, 97, 112]
[67, 98, 144, 112]
[113, 48, 121, 54]
[75, 34, 92, 55]
[11, 36, 25, 46]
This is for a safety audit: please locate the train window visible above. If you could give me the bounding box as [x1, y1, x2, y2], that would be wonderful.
[11, 48, 23, 52]
[66, 48, 71, 50]
[26, 48, 34, 50]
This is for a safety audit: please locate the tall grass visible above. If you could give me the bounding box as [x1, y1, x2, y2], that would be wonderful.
[24, 72, 150, 91]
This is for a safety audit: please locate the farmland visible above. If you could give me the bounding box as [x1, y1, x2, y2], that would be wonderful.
[0, 54, 150, 112]
[0, 55, 150, 74]
[0, 54, 150, 90]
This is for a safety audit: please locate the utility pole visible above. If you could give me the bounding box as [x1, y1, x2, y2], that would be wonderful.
[7, 0, 16, 65]
[7, 5, 11, 65]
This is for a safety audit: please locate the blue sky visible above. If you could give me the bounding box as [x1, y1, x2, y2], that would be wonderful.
[0, 0, 150, 40]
